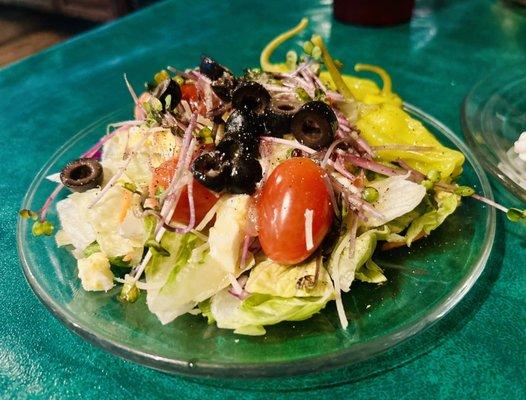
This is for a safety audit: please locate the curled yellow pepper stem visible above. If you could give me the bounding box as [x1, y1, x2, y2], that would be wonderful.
[354, 63, 392, 95]
[311, 35, 354, 100]
[260, 18, 309, 73]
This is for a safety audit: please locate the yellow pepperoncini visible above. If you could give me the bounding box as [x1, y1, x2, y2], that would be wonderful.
[356, 104, 465, 179]
[260, 18, 309, 73]
[260, 19, 465, 180]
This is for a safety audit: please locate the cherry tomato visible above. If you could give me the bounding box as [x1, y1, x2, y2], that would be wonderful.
[181, 83, 198, 102]
[150, 158, 219, 225]
[257, 157, 333, 265]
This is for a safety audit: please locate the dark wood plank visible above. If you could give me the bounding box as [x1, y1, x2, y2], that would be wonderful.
[0, 5, 97, 67]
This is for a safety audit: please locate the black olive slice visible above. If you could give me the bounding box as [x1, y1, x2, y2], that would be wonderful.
[60, 158, 104, 192]
[199, 56, 228, 80]
[290, 101, 338, 150]
[263, 99, 301, 137]
[228, 157, 263, 195]
[155, 79, 182, 111]
[211, 75, 238, 102]
[217, 137, 259, 160]
[231, 81, 271, 114]
[192, 151, 231, 192]
[225, 109, 265, 139]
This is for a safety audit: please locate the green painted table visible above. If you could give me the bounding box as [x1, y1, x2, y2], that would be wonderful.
[1, 0, 525, 398]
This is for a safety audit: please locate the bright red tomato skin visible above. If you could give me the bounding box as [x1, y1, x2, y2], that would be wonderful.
[257, 157, 333, 265]
[150, 158, 219, 225]
[181, 83, 198, 102]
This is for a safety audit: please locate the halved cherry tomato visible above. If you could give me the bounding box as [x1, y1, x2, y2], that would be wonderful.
[257, 157, 333, 265]
[181, 83, 198, 102]
[150, 158, 219, 225]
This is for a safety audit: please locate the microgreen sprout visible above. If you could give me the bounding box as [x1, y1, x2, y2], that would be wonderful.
[174, 75, 185, 86]
[362, 187, 379, 203]
[145, 239, 170, 257]
[454, 185, 475, 197]
[121, 182, 141, 195]
[506, 208, 526, 222]
[19, 209, 38, 220]
[296, 87, 311, 101]
[422, 180, 434, 190]
[426, 169, 441, 183]
[195, 126, 213, 144]
[32, 220, 54, 236]
[286, 50, 298, 70]
[303, 41, 314, 55]
[119, 282, 139, 303]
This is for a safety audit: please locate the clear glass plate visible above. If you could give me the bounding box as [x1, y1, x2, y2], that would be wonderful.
[462, 63, 526, 202]
[17, 103, 495, 378]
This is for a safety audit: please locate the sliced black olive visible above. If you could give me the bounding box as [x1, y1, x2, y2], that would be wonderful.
[225, 109, 265, 138]
[211, 75, 238, 102]
[155, 79, 182, 111]
[192, 151, 231, 192]
[199, 56, 228, 80]
[231, 81, 271, 114]
[60, 158, 103, 192]
[228, 157, 263, 195]
[263, 100, 300, 137]
[290, 101, 338, 150]
[217, 137, 259, 160]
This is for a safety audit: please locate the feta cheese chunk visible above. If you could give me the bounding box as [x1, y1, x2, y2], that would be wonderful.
[208, 195, 251, 273]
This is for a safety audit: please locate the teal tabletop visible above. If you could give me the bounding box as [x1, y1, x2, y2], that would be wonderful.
[1, 0, 525, 398]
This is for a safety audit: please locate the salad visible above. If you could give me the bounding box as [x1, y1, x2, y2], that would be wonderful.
[20, 19, 525, 335]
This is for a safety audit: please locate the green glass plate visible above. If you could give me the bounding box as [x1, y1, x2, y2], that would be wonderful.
[17, 103, 495, 378]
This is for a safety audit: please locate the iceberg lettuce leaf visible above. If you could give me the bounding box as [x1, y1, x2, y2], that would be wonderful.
[209, 289, 333, 336]
[146, 231, 255, 324]
[245, 258, 332, 298]
[405, 191, 460, 245]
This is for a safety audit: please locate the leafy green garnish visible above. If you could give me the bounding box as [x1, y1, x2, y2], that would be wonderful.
[296, 87, 311, 101]
[506, 208, 526, 222]
[119, 283, 139, 303]
[19, 209, 38, 220]
[32, 221, 54, 236]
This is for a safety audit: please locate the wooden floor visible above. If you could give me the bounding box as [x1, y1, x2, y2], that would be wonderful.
[0, 6, 96, 68]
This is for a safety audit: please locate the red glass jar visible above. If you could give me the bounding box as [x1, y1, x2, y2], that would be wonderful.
[333, 0, 415, 26]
